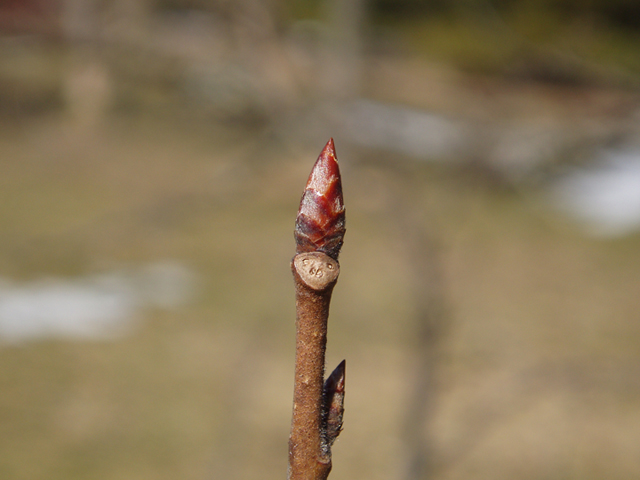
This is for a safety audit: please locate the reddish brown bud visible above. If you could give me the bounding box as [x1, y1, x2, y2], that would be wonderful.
[322, 359, 346, 449]
[295, 138, 346, 260]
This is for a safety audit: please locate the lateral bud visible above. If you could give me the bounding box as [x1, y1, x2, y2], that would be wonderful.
[322, 360, 346, 450]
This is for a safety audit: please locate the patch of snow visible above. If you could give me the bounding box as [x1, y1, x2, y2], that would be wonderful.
[0, 261, 196, 344]
[343, 99, 468, 160]
[552, 148, 640, 237]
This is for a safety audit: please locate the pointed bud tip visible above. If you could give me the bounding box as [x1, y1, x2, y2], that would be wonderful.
[306, 138, 339, 194]
[323, 138, 335, 157]
[325, 360, 346, 393]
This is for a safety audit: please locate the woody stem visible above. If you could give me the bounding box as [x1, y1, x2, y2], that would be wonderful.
[288, 252, 339, 480]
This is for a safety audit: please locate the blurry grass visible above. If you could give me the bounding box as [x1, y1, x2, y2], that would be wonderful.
[392, 8, 640, 82]
[0, 41, 64, 114]
[0, 111, 639, 480]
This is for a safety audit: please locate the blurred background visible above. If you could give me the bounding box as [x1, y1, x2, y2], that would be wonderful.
[2, 1, 640, 479]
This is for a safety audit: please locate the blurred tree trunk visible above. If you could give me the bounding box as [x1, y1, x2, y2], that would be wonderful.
[323, 0, 367, 100]
[399, 218, 447, 480]
[60, 0, 98, 42]
[384, 167, 449, 480]
[108, 0, 151, 42]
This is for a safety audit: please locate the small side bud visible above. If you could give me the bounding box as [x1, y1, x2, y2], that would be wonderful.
[322, 359, 346, 449]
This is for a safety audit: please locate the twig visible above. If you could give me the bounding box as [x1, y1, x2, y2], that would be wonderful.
[288, 139, 346, 480]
